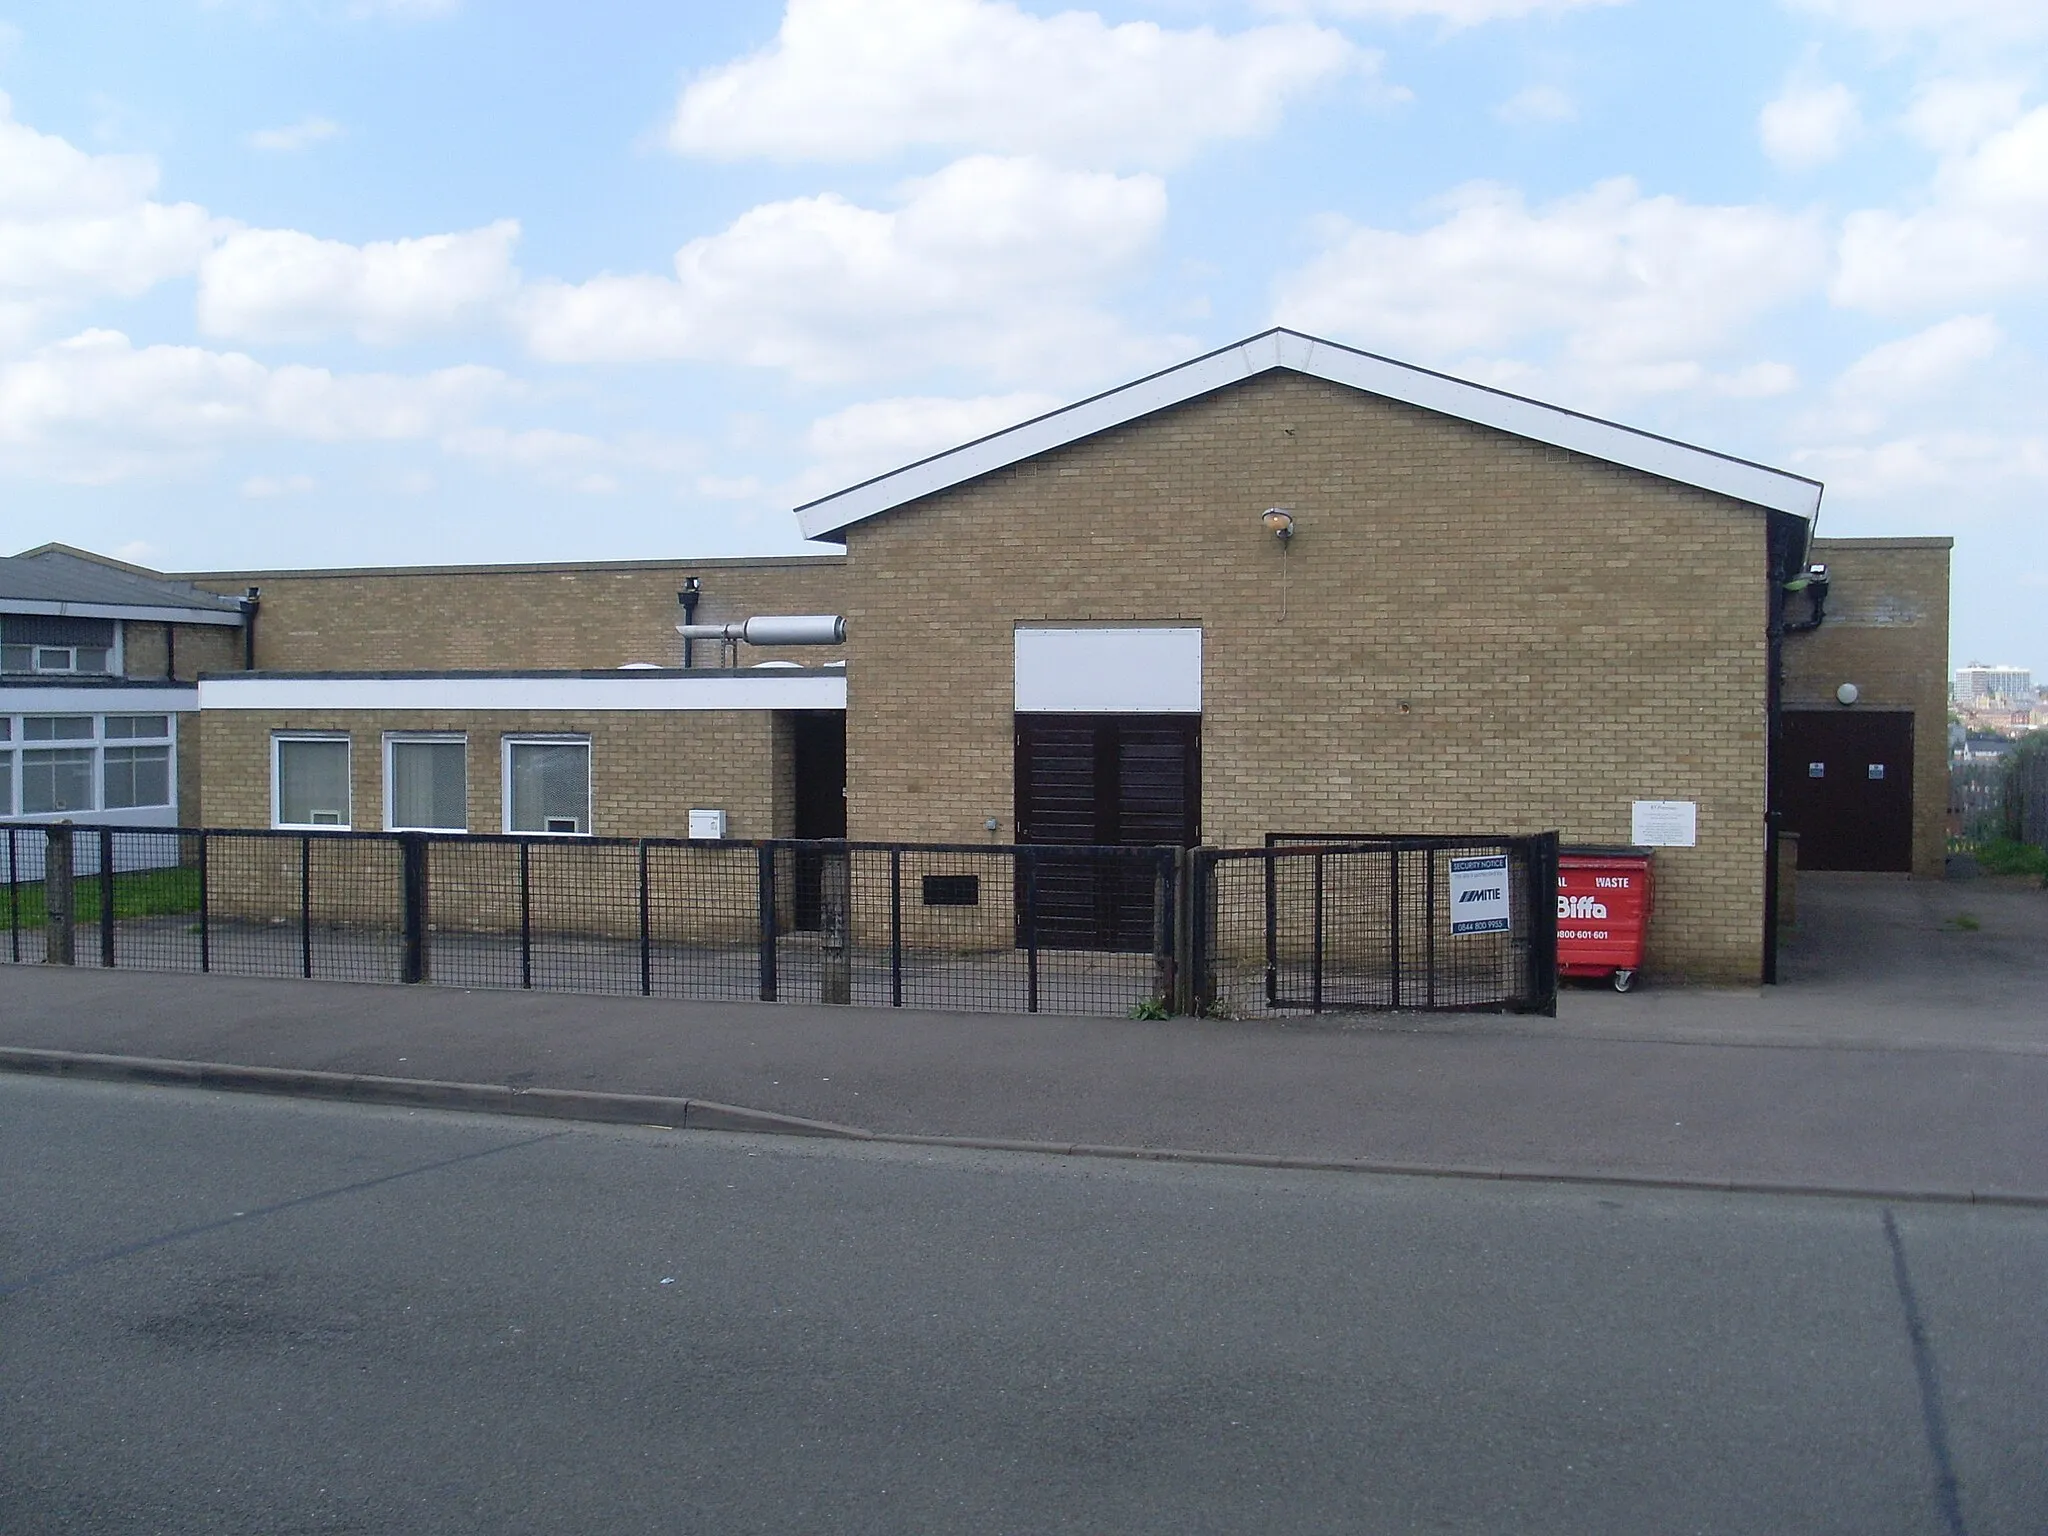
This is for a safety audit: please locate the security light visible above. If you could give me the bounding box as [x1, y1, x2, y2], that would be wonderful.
[1261, 508, 1295, 541]
[1836, 683, 1860, 705]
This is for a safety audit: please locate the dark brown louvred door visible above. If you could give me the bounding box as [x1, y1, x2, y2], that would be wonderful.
[1014, 714, 1199, 951]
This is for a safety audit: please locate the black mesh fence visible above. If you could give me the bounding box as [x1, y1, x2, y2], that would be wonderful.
[1190, 835, 1558, 1017]
[2, 824, 1177, 1018]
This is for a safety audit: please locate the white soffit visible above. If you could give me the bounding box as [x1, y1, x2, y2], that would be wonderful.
[1015, 627, 1201, 714]
[198, 673, 847, 713]
[794, 329, 1825, 539]
[0, 599, 244, 625]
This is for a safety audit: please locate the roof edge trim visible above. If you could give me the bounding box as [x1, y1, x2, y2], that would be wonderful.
[0, 599, 246, 626]
[794, 329, 1824, 538]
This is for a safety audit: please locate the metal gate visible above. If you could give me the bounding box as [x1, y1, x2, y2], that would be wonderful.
[1188, 834, 1558, 1017]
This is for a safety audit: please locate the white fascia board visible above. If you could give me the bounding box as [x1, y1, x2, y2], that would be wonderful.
[794, 330, 1823, 538]
[0, 598, 244, 625]
[198, 673, 848, 713]
[1, 685, 199, 714]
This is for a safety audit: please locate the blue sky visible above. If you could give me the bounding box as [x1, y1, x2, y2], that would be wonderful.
[1, 0, 2044, 672]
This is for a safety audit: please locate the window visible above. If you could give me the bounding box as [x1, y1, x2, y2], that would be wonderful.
[274, 736, 351, 828]
[387, 736, 467, 831]
[22, 748, 95, 814]
[24, 716, 94, 741]
[0, 716, 11, 816]
[104, 745, 172, 809]
[105, 715, 170, 740]
[505, 739, 590, 835]
[1, 617, 117, 676]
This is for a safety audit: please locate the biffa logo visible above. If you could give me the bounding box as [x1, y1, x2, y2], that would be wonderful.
[1558, 895, 1608, 919]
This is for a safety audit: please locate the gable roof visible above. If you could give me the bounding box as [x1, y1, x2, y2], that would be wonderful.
[1, 545, 247, 625]
[794, 328, 1825, 541]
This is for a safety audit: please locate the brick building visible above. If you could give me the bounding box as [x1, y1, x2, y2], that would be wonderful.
[3, 330, 1953, 982]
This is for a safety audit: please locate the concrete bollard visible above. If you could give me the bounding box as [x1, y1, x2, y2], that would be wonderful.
[820, 848, 851, 1004]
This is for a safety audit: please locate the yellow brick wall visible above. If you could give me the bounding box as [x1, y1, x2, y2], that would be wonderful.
[197, 708, 787, 841]
[177, 555, 847, 672]
[841, 370, 1775, 982]
[1780, 537, 1952, 877]
[122, 621, 244, 683]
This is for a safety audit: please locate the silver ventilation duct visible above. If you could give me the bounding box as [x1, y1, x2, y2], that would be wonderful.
[676, 615, 846, 646]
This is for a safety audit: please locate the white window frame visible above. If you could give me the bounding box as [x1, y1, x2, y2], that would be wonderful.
[383, 733, 469, 832]
[0, 709, 179, 819]
[1, 622, 123, 678]
[501, 735, 592, 837]
[271, 732, 353, 831]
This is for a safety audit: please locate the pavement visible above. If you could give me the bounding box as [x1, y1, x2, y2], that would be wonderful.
[4, 871, 2046, 1199]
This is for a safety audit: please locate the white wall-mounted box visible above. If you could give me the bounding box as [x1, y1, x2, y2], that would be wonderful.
[687, 808, 727, 840]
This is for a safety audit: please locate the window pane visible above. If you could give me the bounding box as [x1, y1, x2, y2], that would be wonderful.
[0, 646, 29, 674]
[0, 717, 10, 740]
[22, 749, 95, 814]
[277, 739, 350, 827]
[104, 715, 169, 740]
[74, 647, 111, 674]
[104, 745, 171, 809]
[1, 754, 11, 816]
[391, 740, 466, 830]
[25, 716, 93, 741]
[34, 648, 70, 671]
[508, 742, 589, 833]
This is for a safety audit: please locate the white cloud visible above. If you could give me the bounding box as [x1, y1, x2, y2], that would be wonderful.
[1273, 178, 1825, 404]
[1759, 81, 1861, 170]
[441, 425, 699, 496]
[1791, 431, 2048, 499]
[1837, 314, 2002, 406]
[795, 390, 1061, 502]
[247, 116, 342, 153]
[1495, 85, 1576, 125]
[0, 92, 223, 333]
[1288, 0, 1624, 22]
[1904, 77, 2028, 154]
[518, 156, 1172, 384]
[1787, 0, 2048, 47]
[196, 219, 520, 344]
[669, 0, 1360, 169]
[241, 473, 316, 497]
[1834, 106, 2048, 310]
[0, 328, 506, 482]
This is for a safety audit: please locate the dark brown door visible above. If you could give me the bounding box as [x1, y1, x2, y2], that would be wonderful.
[1014, 714, 1199, 950]
[789, 712, 847, 930]
[1776, 710, 1914, 871]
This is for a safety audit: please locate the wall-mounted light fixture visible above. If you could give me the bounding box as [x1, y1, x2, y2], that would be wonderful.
[1261, 507, 1295, 542]
[1836, 682, 1860, 705]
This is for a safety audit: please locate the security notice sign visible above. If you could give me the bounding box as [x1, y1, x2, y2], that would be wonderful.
[1448, 854, 1512, 935]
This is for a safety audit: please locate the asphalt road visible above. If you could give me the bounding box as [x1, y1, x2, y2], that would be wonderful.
[3, 1076, 2044, 1535]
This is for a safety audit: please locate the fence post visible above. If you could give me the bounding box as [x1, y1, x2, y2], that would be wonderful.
[1023, 848, 1039, 1014]
[757, 843, 778, 1002]
[820, 844, 851, 1005]
[1171, 846, 1193, 1016]
[8, 825, 21, 964]
[1262, 850, 1278, 1008]
[1310, 849, 1325, 1014]
[1151, 851, 1174, 1008]
[44, 823, 74, 965]
[99, 827, 117, 969]
[1387, 847, 1402, 1010]
[518, 840, 532, 989]
[298, 835, 312, 979]
[400, 832, 429, 984]
[1423, 849, 1436, 1009]
[197, 832, 211, 973]
[637, 841, 652, 997]
[1189, 848, 1215, 1016]
[1526, 832, 1559, 1016]
[889, 848, 903, 1008]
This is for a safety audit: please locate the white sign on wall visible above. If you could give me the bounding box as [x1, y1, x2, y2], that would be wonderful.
[1631, 800, 1698, 847]
[1448, 854, 1512, 935]
[1014, 627, 1202, 713]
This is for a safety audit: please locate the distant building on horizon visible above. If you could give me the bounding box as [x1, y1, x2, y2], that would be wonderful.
[1954, 663, 2035, 705]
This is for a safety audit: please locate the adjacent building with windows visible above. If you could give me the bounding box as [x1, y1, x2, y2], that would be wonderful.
[0, 546, 248, 830]
[5, 330, 1955, 982]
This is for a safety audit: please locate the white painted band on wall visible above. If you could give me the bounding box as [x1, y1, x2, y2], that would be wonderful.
[197, 673, 847, 713]
[0, 687, 198, 714]
[1014, 627, 1202, 714]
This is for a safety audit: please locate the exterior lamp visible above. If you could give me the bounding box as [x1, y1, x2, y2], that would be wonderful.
[1836, 683, 1860, 705]
[1261, 508, 1295, 542]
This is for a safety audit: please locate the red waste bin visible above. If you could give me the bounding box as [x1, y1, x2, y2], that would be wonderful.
[1556, 847, 1653, 991]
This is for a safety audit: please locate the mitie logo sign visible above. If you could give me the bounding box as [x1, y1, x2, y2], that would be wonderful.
[1448, 854, 1512, 935]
